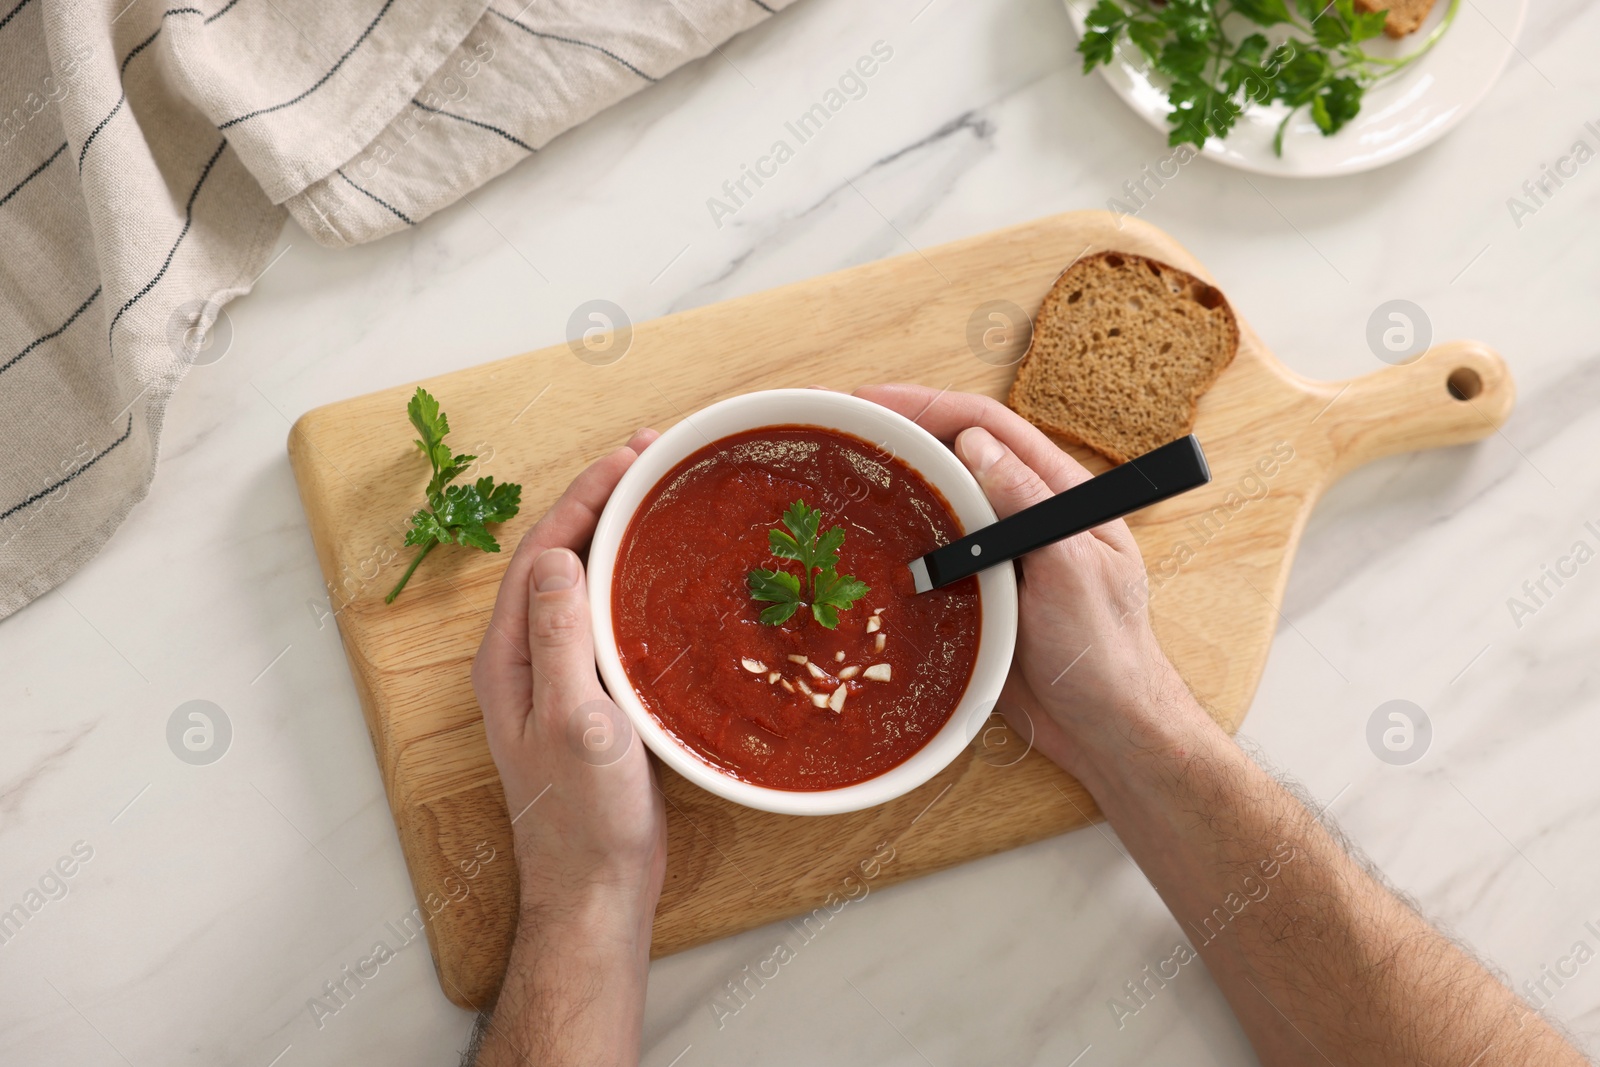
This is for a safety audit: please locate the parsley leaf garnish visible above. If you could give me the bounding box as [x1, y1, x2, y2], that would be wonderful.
[811, 570, 871, 629]
[386, 388, 522, 604]
[748, 568, 803, 626]
[1077, 0, 1459, 156]
[747, 500, 869, 629]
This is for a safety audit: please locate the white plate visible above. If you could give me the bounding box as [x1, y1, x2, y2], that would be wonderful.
[1063, 0, 1526, 176]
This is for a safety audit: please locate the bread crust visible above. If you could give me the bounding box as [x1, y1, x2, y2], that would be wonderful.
[1354, 0, 1437, 38]
[1007, 250, 1240, 465]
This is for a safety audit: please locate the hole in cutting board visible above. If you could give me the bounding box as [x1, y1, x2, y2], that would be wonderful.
[1447, 367, 1482, 401]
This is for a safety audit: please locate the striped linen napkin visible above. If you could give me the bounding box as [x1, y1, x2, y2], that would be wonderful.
[0, 0, 789, 619]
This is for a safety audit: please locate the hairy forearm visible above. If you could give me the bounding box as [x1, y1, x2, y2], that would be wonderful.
[474, 883, 653, 1067]
[1080, 696, 1586, 1066]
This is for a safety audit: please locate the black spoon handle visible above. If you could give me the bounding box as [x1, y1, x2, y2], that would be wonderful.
[909, 434, 1212, 593]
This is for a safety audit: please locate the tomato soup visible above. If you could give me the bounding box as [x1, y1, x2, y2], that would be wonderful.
[611, 425, 981, 791]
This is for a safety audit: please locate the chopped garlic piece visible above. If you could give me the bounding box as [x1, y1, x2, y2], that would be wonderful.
[797, 678, 812, 695]
[874, 633, 886, 652]
[838, 665, 860, 680]
[866, 616, 881, 633]
[829, 685, 847, 712]
[741, 657, 766, 673]
[787, 654, 808, 665]
[767, 672, 780, 684]
[779, 679, 795, 693]
[834, 651, 845, 663]
[811, 692, 830, 708]
[863, 663, 892, 682]
[806, 661, 828, 680]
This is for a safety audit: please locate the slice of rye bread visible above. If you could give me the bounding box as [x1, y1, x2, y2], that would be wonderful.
[1007, 251, 1239, 465]
[1355, 0, 1437, 37]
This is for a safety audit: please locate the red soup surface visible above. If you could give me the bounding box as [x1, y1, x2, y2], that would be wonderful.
[612, 425, 981, 791]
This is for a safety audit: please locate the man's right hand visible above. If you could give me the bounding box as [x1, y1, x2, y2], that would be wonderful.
[854, 384, 1214, 788]
[860, 383, 1589, 1067]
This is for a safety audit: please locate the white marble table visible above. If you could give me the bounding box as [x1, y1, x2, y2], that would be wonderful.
[5, 0, 1599, 1063]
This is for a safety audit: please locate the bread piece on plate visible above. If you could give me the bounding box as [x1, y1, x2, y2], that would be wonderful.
[1355, 0, 1437, 38]
[1007, 251, 1239, 465]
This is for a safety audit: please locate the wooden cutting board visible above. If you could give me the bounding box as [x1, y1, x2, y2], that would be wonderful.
[287, 211, 1513, 1010]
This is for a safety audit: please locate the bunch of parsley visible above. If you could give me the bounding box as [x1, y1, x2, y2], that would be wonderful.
[386, 388, 521, 604]
[1079, 0, 1457, 155]
[748, 500, 869, 629]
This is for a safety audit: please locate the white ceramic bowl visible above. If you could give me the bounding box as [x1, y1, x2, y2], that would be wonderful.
[588, 389, 1019, 816]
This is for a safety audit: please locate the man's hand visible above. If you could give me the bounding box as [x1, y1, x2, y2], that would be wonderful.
[854, 384, 1211, 788]
[855, 384, 1587, 1067]
[469, 428, 666, 1066]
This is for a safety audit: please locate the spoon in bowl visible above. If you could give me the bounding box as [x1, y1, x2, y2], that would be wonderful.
[909, 434, 1211, 593]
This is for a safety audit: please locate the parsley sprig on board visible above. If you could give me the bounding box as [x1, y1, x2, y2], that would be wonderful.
[748, 500, 869, 629]
[1079, 0, 1458, 155]
[386, 388, 522, 604]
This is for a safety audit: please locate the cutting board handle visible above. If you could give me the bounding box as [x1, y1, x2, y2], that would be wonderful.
[1317, 340, 1515, 477]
